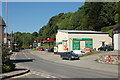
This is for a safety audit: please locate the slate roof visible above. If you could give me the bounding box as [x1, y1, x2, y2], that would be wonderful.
[0, 16, 6, 26]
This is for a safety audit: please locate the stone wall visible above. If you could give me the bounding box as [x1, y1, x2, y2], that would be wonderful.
[98, 55, 119, 64]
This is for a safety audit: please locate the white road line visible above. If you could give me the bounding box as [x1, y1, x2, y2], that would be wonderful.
[14, 53, 17, 60]
[46, 77, 50, 78]
[31, 71, 57, 78]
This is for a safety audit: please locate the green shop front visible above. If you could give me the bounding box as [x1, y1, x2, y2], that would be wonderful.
[72, 38, 93, 50]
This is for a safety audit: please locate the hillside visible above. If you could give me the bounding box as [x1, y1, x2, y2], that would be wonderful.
[38, 2, 120, 39]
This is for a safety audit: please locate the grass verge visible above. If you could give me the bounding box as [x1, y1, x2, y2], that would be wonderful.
[81, 51, 101, 57]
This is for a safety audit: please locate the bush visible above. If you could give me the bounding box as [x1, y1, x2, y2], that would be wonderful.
[81, 51, 101, 57]
[2, 43, 16, 73]
[2, 61, 15, 73]
[36, 48, 39, 50]
[33, 48, 36, 51]
[2, 64, 11, 73]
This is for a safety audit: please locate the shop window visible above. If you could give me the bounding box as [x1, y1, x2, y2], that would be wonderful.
[85, 41, 93, 49]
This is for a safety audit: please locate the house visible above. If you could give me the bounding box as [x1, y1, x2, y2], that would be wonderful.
[0, 16, 6, 41]
[0, 16, 6, 54]
[56, 30, 112, 54]
[112, 25, 120, 50]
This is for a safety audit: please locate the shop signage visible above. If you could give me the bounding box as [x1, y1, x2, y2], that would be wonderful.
[85, 48, 91, 53]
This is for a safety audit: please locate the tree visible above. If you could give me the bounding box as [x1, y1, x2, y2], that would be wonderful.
[32, 32, 38, 37]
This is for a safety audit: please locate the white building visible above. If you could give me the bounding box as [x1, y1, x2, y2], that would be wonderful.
[56, 30, 112, 53]
[113, 25, 120, 50]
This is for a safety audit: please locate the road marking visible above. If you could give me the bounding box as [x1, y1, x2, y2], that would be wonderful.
[16, 53, 31, 54]
[31, 71, 57, 78]
[16, 53, 31, 59]
[14, 53, 17, 60]
[24, 53, 30, 59]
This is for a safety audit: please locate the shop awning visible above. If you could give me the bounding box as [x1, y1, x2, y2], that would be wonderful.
[57, 42, 62, 44]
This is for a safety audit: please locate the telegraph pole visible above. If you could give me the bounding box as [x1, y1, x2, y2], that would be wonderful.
[23, 38, 25, 49]
[15, 33, 16, 50]
[11, 24, 13, 49]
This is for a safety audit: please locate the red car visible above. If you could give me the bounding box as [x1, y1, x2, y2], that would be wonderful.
[39, 47, 44, 51]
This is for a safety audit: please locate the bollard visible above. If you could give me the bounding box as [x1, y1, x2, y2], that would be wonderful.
[108, 55, 111, 62]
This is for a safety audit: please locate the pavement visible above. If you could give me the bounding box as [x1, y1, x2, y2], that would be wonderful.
[1, 53, 30, 80]
[31, 50, 118, 73]
[8, 49, 118, 78]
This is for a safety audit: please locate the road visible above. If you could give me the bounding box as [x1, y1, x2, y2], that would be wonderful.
[11, 49, 118, 78]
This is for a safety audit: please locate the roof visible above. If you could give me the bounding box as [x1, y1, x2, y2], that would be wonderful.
[58, 30, 109, 34]
[112, 25, 120, 34]
[0, 16, 6, 26]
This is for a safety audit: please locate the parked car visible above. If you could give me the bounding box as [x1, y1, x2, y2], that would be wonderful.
[98, 45, 114, 51]
[48, 48, 54, 52]
[12, 49, 19, 52]
[44, 48, 48, 51]
[39, 47, 44, 51]
[71, 50, 86, 56]
[60, 52, 80, 60]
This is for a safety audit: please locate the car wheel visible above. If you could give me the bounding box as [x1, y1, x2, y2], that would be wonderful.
[62, 57, 65, 60]
[77, 57, 80, 60]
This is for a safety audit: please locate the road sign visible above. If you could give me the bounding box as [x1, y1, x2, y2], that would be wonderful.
[34, 40, 36, 43]
[33, 43, 37, 47]
[38, 43, 40, 47]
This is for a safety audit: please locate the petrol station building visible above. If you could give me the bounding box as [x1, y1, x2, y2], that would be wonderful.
[56, 30, 112, 53]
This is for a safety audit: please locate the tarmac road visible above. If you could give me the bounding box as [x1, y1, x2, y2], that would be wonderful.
[11, 49, 118, 79]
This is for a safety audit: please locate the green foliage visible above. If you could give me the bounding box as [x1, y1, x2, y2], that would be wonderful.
[81, 51, 101, 57]
[13, 32, 38, 49]
[101, 25, 116, 32]
[2, 43, 10, 63]
[2, 61, 15, 73]
[101, 25, 117, 37]
[87, 2, 117, 31]
[114, 13, 119, 23]
[2, 43, 15, 73]
[94, 59, 98, 62]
